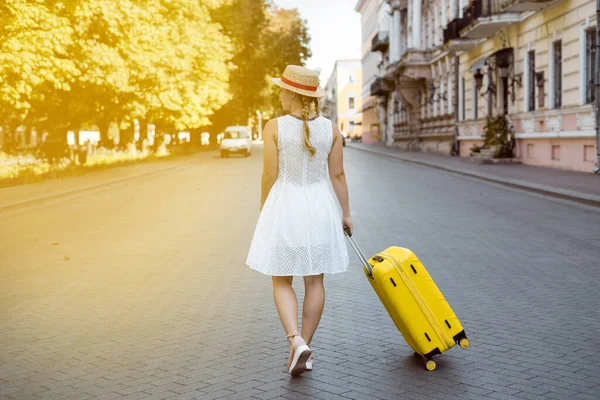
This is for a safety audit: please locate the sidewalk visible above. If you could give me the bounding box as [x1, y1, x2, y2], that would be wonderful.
[0, 156, 197, 211]
[347, 143, 600, 207]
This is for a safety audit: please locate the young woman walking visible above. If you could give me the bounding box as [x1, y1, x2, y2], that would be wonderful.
[246, 65, 352, 377]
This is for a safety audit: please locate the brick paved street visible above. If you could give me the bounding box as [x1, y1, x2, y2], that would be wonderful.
[1, 145, 600, 400]
[346, 143, 600, 202]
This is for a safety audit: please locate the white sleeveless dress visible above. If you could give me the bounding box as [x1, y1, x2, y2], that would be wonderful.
[246, 114, 349, 276]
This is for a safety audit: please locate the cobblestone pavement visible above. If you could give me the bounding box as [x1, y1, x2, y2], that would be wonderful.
[346, 142, 600, 200]
[1, 146, 599, 400]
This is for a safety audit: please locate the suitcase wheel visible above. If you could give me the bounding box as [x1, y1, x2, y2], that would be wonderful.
[425, 359, 437, 371]
[458, 338, 470, 349]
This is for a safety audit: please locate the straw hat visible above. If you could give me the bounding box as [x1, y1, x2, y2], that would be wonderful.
[271, 65, 327, 98]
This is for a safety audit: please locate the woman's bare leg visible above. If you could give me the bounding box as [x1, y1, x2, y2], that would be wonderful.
[301, 274, 325, 350]
[272, 276, 306, 367]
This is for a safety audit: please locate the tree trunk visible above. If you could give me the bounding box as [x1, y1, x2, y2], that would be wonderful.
[25, 126, 33, 147]
[4, 122, 18, 154]
[119, 123, 134, 150]
[138, 119, 148, 150]
[74, 128, 80, 149]
[98, 120, 110, 148]
[152, 123, 163, 152]
[4, 130, 13, 154]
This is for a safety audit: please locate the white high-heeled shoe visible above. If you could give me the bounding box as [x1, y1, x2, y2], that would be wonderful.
[287, 333, 311, 377]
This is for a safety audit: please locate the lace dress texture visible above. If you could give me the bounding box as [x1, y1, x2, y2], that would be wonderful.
[246, 114, 349, 276]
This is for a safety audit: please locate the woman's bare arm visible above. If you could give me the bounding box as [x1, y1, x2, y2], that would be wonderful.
[328, 124, 351, 221]
[260, 119, 279, 211]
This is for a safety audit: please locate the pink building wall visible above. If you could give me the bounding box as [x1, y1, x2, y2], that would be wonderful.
[361, 129, 377, 144]
[458, 111, 598, 172]
[516, 138, 596, 172]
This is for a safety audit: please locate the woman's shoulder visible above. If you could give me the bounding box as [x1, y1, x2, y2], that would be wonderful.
[317, 115, 331, 123]
[263, 118, 279, 140]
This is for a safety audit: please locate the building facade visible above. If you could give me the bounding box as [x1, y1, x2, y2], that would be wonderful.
[323, 60, 364, 140]
[355, 0, 386, 144]
[362, 0, 598, 172]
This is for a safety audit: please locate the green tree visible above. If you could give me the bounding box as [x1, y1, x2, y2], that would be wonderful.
[0, 0, 233, 151]
[259, 6, 311, 117]
[209, 0, 269, 133]
[207, 1, 311, 136]
[136, 0, 233, 139]
[0, 0, 78, 151]
[59, 0, 232, 146]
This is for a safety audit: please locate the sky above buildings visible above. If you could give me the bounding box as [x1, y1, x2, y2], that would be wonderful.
[273, 0, 362, 84]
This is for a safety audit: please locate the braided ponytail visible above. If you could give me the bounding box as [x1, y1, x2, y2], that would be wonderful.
[301, 96, 317, 157]
[312, 97, 320, 117]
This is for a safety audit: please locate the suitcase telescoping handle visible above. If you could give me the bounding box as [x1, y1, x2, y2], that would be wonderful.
[344, 228, 374, 276]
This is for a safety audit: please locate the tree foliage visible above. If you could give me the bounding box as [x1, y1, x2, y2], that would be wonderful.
[207, 2, 311, 134]
[0, 0, 310, 152]
[482, 115, 515, 158]
[260, 6, 312, 117]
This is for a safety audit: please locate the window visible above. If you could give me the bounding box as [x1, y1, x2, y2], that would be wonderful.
[223, 130, 248, 139]
[553, 41, 562, 108]
[586, 28, 596, 104]
[551, 145, 560, 161]
[349, 72, 355, 83]
[527, 143, 534, 159]
[348, 97, 355, 110]
[584, 145, 595, 162]
[528, 50, 535, 111]
[348, 121, 356, 132]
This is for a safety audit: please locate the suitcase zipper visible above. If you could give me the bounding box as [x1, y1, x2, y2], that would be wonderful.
[379, 252, 454, 350]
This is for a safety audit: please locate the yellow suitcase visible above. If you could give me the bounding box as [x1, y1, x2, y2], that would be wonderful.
[346, 232, 470, 371]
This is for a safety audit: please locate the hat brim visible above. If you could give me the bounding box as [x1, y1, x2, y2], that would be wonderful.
[271, 78, 327, 98]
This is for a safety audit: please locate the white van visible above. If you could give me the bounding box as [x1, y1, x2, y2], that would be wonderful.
[220, 126, 252, 158]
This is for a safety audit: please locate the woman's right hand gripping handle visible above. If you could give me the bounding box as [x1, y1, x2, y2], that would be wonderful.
[343, 216, 354, 236]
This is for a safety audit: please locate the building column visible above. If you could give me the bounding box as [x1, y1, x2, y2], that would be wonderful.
[376, 98, 388, 144]
[400, 11, 407, 55]
[393, 7, 402, 59]
[407, 5, 413, 49]
[389, 10, 398, 63]
[387, 95, 395, 147]
[413, 0, 422, 49]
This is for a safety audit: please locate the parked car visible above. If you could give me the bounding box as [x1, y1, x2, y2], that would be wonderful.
[220, 126, 252, 158]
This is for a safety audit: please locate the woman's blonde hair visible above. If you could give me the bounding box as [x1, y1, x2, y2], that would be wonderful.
[299, 95, 320, 157]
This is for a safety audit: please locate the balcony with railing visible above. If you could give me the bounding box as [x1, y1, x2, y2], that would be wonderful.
[370, 77, 393, 96]
[397, 48, 434, 81]
[371, 32, 390, 53]
[460, 0, 520, 39]
[443, 17, 481, 51]
[499, 0, 557, 12]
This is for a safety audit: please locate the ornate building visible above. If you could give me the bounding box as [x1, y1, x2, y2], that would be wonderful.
[357, 0, 598, 172]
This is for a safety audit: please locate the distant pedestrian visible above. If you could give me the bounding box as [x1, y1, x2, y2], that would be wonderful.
[246, 65, 352, 377]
